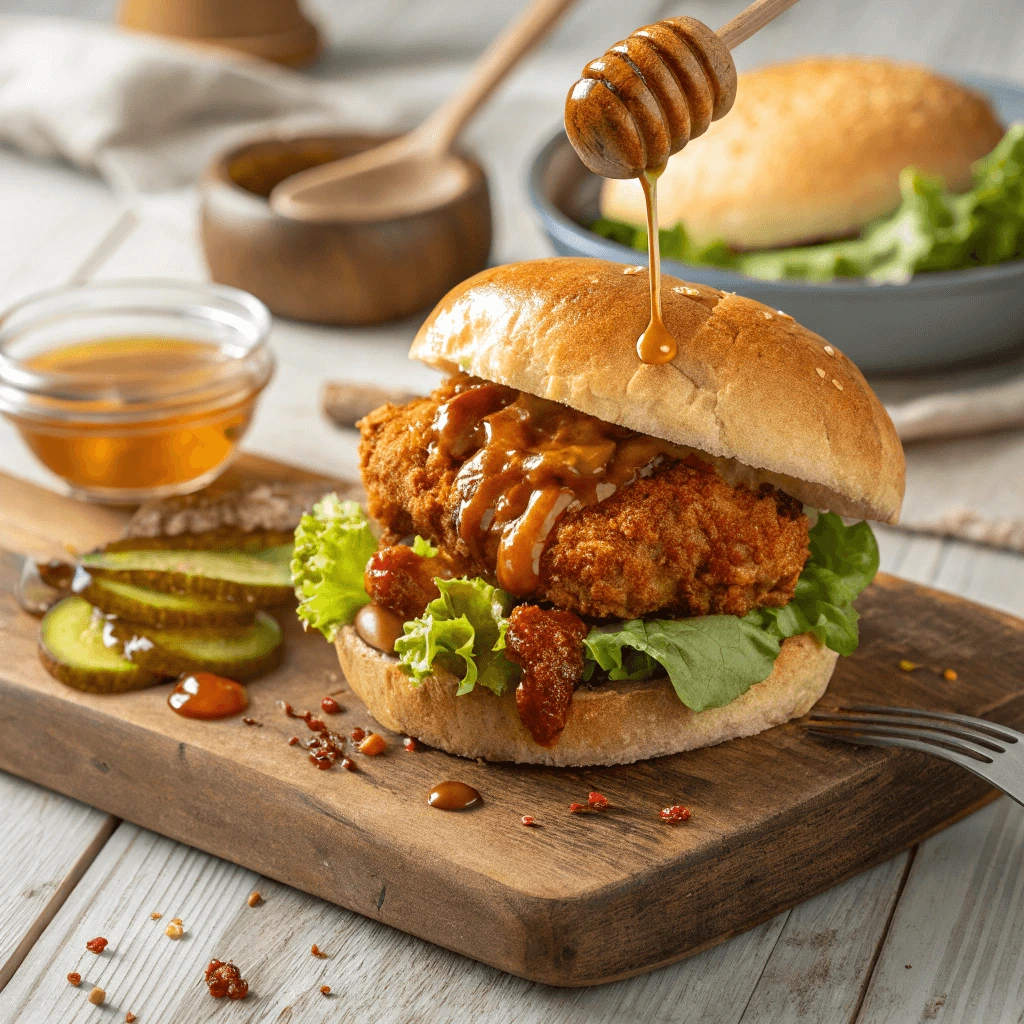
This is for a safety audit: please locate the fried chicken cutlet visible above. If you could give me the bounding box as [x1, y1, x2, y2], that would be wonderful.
[358, 375, 809, 621]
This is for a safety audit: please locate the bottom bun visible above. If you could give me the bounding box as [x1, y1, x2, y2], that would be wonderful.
[334, 628, 838, 767]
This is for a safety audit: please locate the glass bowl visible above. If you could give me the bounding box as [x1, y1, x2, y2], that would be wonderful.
[0, 280, 274, 504]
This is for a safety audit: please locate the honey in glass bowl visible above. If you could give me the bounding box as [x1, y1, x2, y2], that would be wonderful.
[0, 281, 274, 504]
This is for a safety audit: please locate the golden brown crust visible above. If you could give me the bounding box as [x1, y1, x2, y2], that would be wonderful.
[410, 258, 905, 524]
[335, 628, 837, 766]
[600, 57, 1004, 249]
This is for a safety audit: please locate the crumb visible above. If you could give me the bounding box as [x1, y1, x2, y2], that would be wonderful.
[125, 1013, 137, 1023]
[311, 944, 329, 959]
[242, 717, 261, 727]
[165, 922, 184, 940]
[587, 792, 609, 811]
[85, 936, 108, 954]
[358, 733, 386, 756]
[944, 668, 958, 681]
[150, 912, 162, 920]
[320, 985, 331, 996]
[521, 815, 539, 827]
[204, 960, 248, 1000]
[899, 659, 919, 672]
[247, 891, 261, 908]
[569, 803, 586, 814]
[88, 987, 105, 1006]
[327, 672, 338, 682]
[660, 805, 691, 823]
[321, 696, 341, 714]
[905, 964, 912, 969]
[67, 972, 81, 987]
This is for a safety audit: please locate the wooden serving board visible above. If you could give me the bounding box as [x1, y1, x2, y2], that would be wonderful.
[1, 459, 1023, 987]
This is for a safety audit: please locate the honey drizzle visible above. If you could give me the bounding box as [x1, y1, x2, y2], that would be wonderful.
[636, 168, 678, 365]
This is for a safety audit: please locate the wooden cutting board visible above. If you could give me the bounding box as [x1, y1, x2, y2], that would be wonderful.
[1, 459, 1023, 987]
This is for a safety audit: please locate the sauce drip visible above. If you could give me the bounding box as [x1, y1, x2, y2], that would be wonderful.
[354, 602, 406, 653]
[636, 168, 678, 365]
[434, 376, 682, 596]
[168, 672, 248, 719]
[427, 781, 481, 811]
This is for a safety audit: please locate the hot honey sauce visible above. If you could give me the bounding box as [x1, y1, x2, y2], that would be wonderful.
[169, 672, 248, 720]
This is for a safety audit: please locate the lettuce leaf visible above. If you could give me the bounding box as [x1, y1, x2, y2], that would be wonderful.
[592, 124, 1024, 283]
[585, 616, 780, 712]
[291, 495, 378, 641]
[745, 513, 879, 656]
[412, 535, 438, 557]
[395, 577, 519, 696]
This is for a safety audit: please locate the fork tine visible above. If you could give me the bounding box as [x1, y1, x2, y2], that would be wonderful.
[805, 728, 999, 780]
[807, 722, 995, 762]
[834, 705, 1021, 744]
[807, 712, 1007, 753]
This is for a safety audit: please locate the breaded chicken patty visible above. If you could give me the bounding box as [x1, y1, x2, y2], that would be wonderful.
[358, 377, 809, 621]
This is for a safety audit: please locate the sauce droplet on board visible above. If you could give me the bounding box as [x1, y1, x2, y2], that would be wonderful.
[427, 781, 481, 811]
[636, 167, 678, 365]
[168, 672, 248, 720]
[355, 602, 406, 653]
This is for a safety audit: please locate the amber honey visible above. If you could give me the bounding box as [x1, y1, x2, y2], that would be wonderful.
[0, 280, 273, 503]
[13, 337, 256, 493]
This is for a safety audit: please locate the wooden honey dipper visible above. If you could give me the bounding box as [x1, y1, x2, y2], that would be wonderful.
[563, 0, 802, 365]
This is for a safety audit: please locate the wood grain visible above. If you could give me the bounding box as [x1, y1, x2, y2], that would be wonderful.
[1, 466, 1023, 986]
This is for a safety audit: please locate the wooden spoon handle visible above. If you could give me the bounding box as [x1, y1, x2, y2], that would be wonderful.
[416, 0, 578, 155]
[716, 0, 802, 49]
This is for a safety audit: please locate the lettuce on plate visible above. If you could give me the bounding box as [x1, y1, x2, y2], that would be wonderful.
[291, 496, 378, 641]
[395, 578, 518, 696]
[592, 124, 1024, 283]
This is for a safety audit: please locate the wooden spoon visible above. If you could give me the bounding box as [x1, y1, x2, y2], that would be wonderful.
[270, 0, 577, 223]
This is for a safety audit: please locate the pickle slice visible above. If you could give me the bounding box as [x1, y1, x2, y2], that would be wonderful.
[80, 576, 256, 629]
[103, 528, 295, 553]
[109, 612, 283, 681]
[80, 546, 293, 606]
[38, 596, 156, 694]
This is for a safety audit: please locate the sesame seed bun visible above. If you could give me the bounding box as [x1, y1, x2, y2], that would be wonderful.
[335, 627, 836, 766]
[410, 257, 905, 524]
[599, 57, 1004, 250]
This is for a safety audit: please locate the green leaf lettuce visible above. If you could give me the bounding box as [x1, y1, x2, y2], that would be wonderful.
[291, 495, 378, 641]
[395, 577, 519, 696]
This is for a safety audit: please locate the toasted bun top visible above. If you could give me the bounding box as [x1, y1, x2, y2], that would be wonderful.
[600, 57, 1004, 250]
[410, 258, 905, 523]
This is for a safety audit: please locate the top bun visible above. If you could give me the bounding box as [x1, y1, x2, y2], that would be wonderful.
[410, 258, 905, 524]
[600, 57, 1004, 250]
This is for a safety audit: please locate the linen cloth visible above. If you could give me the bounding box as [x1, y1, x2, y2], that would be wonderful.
[0, 14, 1021, 550]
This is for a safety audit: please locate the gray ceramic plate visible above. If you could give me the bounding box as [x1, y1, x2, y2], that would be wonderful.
[528, 73, 1024, 373]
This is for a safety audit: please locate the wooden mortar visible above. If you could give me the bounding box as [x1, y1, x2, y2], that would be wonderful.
[200, 134, 492, 325]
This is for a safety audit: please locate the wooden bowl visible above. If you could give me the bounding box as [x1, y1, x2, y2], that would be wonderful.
[200, 134, 492, 325]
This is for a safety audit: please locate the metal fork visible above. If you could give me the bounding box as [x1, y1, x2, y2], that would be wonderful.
[806, 705, 1024, 808]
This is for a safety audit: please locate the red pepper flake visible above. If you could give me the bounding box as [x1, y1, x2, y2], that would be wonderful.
[241, 717, 261, 727]
[309, 754, 333, 770]
[67, 972, 82, 987]
[403, 737, 418, 752]
[311, 944, 329, 959]
[320, 985, 331, 996]
[521, 815, 539, 827]
[306, 717, 326, 733]
[358, 733, 386, 756]
[350, 727, 366, 742]
[85, 936, 108, 954]
[569, 803, 586, 814]
[320, 696, 341, 714]
[588, 791, 609, 811]
[204, 959, 248, 1000]
[277, 700, 297, 717]
[340, 757, 358, 771]
[660, 805, 691, 824]
[125, 1014, 137, 1023]
[288, 736, 299, 746]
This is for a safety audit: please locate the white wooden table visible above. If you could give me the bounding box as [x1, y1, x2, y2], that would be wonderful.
[1, 2, 1024, 1019]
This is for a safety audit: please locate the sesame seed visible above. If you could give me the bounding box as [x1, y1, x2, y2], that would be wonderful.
[777, 309, 793, 319]
[832, 379, 844, 391]
[816, 368, 826, 378]
[763, 311, 773, 319]
[673, 285, 701, 296]
[623, 266, 644, 275]
[824, 345, 835, 355]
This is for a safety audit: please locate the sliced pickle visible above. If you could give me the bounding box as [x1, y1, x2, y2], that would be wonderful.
[104, 528, 295, 553]
[80, 546, 293, 606]
[109, 612, 283, 681]
[79, 576, 257, 628]
[38, 596, 156, 694]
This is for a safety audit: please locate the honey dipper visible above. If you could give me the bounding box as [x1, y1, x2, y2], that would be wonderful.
[564, 0, 802, 179]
